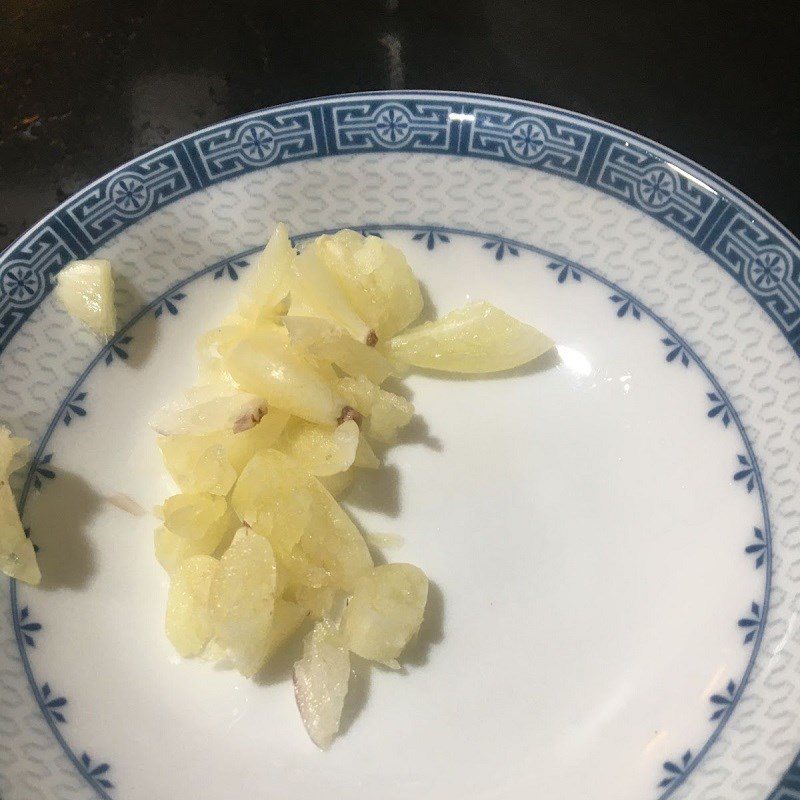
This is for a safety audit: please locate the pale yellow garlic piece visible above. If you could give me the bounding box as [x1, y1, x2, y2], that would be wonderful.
[56, 259, 116, 337]
[293, 620, 350, 749]
[154, 508, 237, 574]
[284, 316, 394, 385]
[278, 417, 359, 477]
[210, 528, 277, 677]
[231, 449, 314, 552]
[289, 247, 371, 341]
[0, 426, 38, 585]
[316, 232, 423, 339]
[157, 410, 289, 493]
[162, 492, 227, 541]
[342, 563, 428, 667]
[165, 555, 219, 657]
[224, 328, 342, 425]
[389, 301, 553, 373]
[238, 223, 295, 321]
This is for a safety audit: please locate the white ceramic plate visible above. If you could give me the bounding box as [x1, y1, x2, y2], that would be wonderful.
[1, 92, 799, 800]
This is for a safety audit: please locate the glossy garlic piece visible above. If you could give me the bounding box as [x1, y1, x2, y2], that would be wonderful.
[263, 598, 309, 663]
[353, 434, 380, 469]
[284, 315, 395, 384]
[210, 528, 278, 677]
[162, 492, 227, 541]
[342, 563, 428, 667]
[293, 620, 351, 749]
[318, 468, 355, 498]
[0, 427, 39, 585]
[55, 259, 117, 337]
[231, 449, 314, 552]
[389, 300, 553, 373]
[316, 232, 424, 339]
[281, 476, 374, 593]
[335, 376, 413, 442]
[367, 388, 414, 444]
[150, 384, 268, 437]
[336, 375, 379, 416]
[238, 223, 295, 322]
[165, 555, 219, 657]
[224, 328, 343, 425]
[278, 417, 360, 477]
[289, 247, 371, 342]
[154, 507, 238, 574]
[157, 410, 289, 494]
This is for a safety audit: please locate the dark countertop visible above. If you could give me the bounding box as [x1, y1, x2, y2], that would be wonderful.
[1, 0, 798, 252]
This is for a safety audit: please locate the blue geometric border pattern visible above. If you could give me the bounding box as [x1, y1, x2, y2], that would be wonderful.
[0, 224, 79, 338]
[63, 150, 194, 246]
[9, 225, 771, 800]
[593, 140, 719, 238]
[328, 99, 452, 152]
[1, 92, 799, 355]
[710, 210, 800, 335]
[467, 106, 597, 180]
[187, 106, 321, 182]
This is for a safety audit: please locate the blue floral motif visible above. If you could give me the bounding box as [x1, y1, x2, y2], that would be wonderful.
[105, 335, 133, 366]
[63, 392, 87, 426]
[481, 239, 519, 261]
[745, 527, 767, 569]
[709, 680, 736, 721]
[33, 453, 55, 490]
[610, 293, 642, 319]
[510, 120, 546, 159]
[1, 264, 39, 302]
[738, 602, 762, 644]
[375, 106, 410, 144]
[659, 750, 692, 789]
[240, 125, 274, 161]
[706, 392, 731, 427]
[19, 606, 42, 647]
[639, 167, 675, 208]
[214, 258, 248, 281]
[154, 292, 186, 318]
[41, 683, 67, 723]
[748, 250, 788, 291]
[548, 260, 581, 283]
[733, 454, 755, 492]
[661, 337, 691, 367]
[412, 229, 450, 250]
[110, 177, 147, 212]
[81, 753, 113, 790]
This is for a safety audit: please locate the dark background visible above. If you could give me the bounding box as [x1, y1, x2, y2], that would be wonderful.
[1, 0, 798, 252]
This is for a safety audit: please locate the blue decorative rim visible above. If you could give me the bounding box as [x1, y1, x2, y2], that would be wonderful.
[10, 225, 771, 800]
[1, 89, 796, 796]
[1, 91, 798, 358]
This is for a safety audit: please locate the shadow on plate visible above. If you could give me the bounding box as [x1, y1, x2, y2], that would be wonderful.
[344, 463, 402, 518]
[26, 469, 101, 590]
[402, 579, 444, 668]
[395, 414, 443, 451]
[253, 621, 311, 688]
[414, 280, 439, 325]
[114, 273, 158, 369]
[338, 654, 372, 736]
